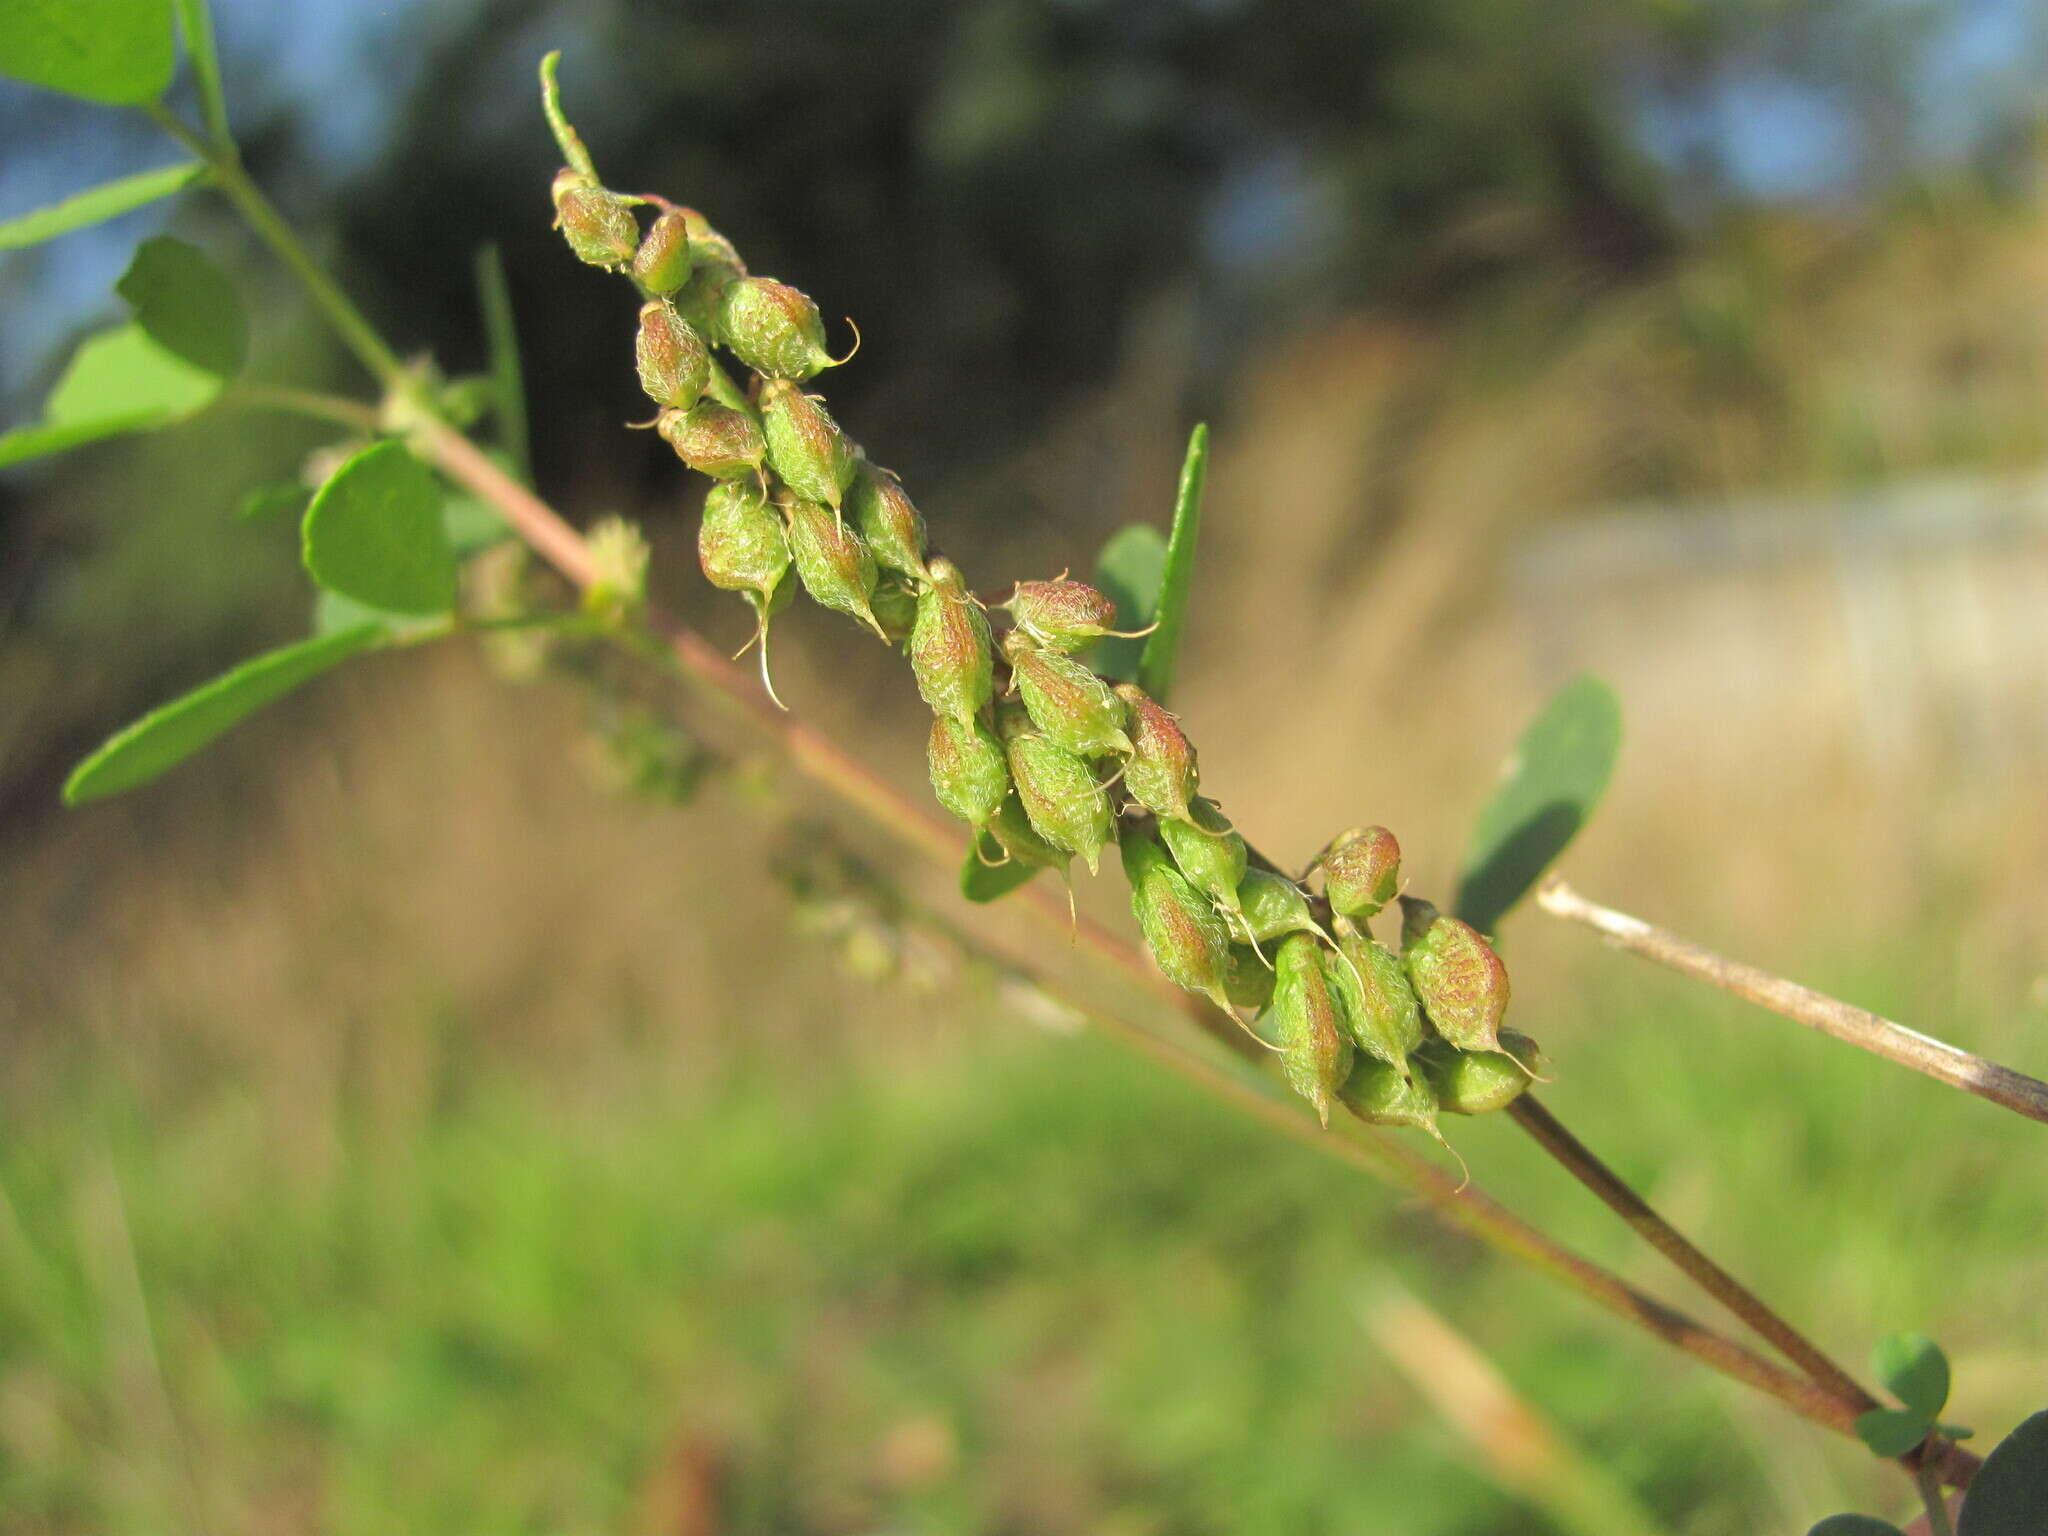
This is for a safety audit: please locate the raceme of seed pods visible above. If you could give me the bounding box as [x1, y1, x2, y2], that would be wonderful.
[543, 58, 1542, 1142]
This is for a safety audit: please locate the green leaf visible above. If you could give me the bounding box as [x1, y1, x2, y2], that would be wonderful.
[962, 832, 1040, 903]
[0, 161, 205, 251]
[1455, 673, 1623, 937]
[302, 441, 458, 615]
[1855, 1407, 1933, 1459]
[1959, 1410, 2048, 1536]
[1088, 524, 1166, 685]
[63, 625, 387, 804]
[116, 235, 247, 379]
[1872, 1333, 1951, 1419]
[442, 492, 510, 556]
[1136, 422, 1207, 706]
[0, 322, 221, 468]
[0, 0, 174, 103]
[1806, 1518, 1906, 1536]
[474, 242, 531, 483]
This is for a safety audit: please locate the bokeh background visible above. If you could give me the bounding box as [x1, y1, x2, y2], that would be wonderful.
[4, 1, 2047, 1531]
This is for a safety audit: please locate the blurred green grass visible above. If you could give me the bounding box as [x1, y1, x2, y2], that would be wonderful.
[3, 932, 2040, 1534]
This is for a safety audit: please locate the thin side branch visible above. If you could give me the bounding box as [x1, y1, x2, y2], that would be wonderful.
[1537, 877, 2048, 1126]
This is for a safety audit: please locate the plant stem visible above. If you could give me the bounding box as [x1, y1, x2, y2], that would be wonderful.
[1915, 1452, 1957, 1536]
[219, 383, 379, 431]
[1537, 877, 2048, 1126]
[170, 0, 233, 153]
[1506, 1095, 1879, 1412]
[148, 106, 411, 393]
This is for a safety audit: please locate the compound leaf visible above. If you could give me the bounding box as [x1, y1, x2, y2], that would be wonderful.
[1088, 524, 1166, 686]
[0, 161, 205, 251]
[302, 441, 457, 615]
[0, 0, 175, 104]
[116, 235, 246, 379]
[63, 624, 387, 804]
[1456, 673, 1622, 937]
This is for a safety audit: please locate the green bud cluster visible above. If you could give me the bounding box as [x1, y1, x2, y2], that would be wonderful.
[543, 70, 1537, 1146]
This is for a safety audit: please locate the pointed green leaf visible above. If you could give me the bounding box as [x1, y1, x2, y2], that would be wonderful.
[0, 161, 206, 251]
[474, 242, 531, 483]
[0, 0, 175, 103]
[116, 235, 247, 379]
[1872, 1333, 1950, 1419]
[302, 441, 458, 615]
[1456, 673, 1622, 937]
[962, 831, 1039, 903]
[1806, 1518, 1906, 1536]
[1855, 1407, 1933, 1459]
[1088, 523, 1167, 685]
[63, 625, 387, 804]
[0, 322, 221, 468]
[1959, 1410, 2048, 1535]
[1136, 422, 1207, 706]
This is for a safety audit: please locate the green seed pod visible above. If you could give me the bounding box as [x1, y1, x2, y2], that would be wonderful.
[1337, 1055, 1441, 1136]
[1333, 926, 1426, 1066]
[630, 210, 693, 296]
[1004, 636, 1133, 757]
[718, 276, 838, 381]
[928, 715, 1009, 832]
[849, 464, 930, 583]
[870, 577, 918, 646]
[782, 494, 886, 639]
[1400, 896, 1510, 1054]
[1264, 932, 1354, 1128]
[1121, 826, 1235, 1014]
[760, 378, 856, 511]
[1158, 797, 1247, 912]
[669, 215, 746, 335]
[986, 791, 1071, 875]
[909, 557, 994, 721]
[1115, 683, 1199, 824]
[1221, 942, 1276, 1012]
[658, 401, 766, 481]
[698, 481, 789, 601]
[552, 177, 639, 268]
[1007, 734, 1113, 876]
[635, 301, 711, 408]
[1234, 867, 1321, 945]
[1322, 825, 1402, 921]
[1003, 579, 1120, 653]
[1420, 1032, 1545, 1117]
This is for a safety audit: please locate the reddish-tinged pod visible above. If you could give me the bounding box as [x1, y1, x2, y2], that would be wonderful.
[635, 301, 710, 408]
[1400, 896, 1510, 1053]
[908, 557, 993, 722]
[658, 401, 766, 481]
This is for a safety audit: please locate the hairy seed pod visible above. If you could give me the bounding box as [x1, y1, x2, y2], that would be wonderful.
[1121, 827, 1235, 1013]
[850, 464, 930, 583]
[760, 378, 856, 511]
[552, 177, 639, 268]
[1158, 797, 1247, 912]
[1005, 636, 1132, 757]
[635, 301, 711, 408]
[870, 577, 917, 646]
[718, 277, 837, 380]
[1264, 932, 1354, 1127]
[986, 791, 1071, 875]
[630, 211, 693, 296]
[1003, 579, 1120, 653]
[698, 481, 788, 601]
[1400, 896, 1510, 1053]
[1338, 1055, 1441, 1136]
[658, 401, 766, 481]
[929, 715, 1009, 832]
[1322, 825, 1402, 921]
[782, 495, 885, 639]
[1222, 942, 1276, 1012]
[1007, 734, 1113, 875]
[1333, 925, 1425, 1067]
[1234, 867, 1321, 945]
[1115, 683, 1198, 824]
[909, 557, 994, 721]
[1421, 1030, 1546, 1116]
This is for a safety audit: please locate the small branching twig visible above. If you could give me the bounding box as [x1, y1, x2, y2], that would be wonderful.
[1537, 876, 2048, 1126]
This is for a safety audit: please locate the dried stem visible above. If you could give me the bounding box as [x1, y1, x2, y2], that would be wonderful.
[1537, 877, 2048, 1126]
